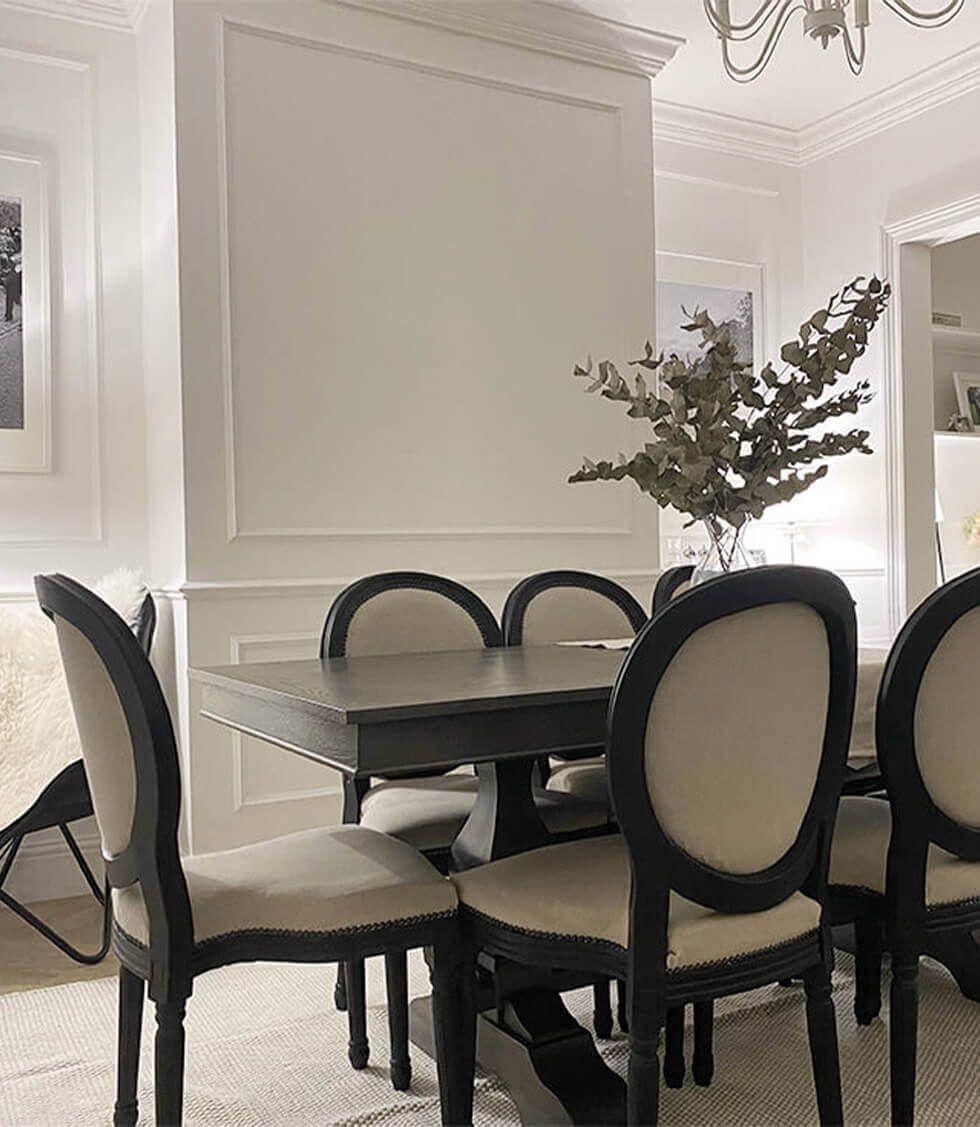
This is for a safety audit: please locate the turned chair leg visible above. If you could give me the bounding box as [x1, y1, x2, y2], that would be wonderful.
[616, 977, 629, 1033]
[114, 967, 144, 1127]
[803, 964, 843, 1126]
[154, 999, 187, 1127]
[627, 1011, 662, 1126]
[692, 1000, 714, 1086]
[431, 938, 477, 1127]
[334, 962, 348, 1011]
[345, 958, 369, 1070]
[854, 916, 884, 1026]
[664, 1005, 685, 1088]
[890, 950, 920, 1127]
[385, 951, 412, 1091]
[593, 980, 613, 1039]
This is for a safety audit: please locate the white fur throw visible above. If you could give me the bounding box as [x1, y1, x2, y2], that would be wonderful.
[0, 570, 147, 833]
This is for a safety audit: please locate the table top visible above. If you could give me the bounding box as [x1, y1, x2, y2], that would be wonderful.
[192, 644, 628, 726]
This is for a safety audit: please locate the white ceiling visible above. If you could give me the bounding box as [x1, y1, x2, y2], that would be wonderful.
[578, 1, 980, 132]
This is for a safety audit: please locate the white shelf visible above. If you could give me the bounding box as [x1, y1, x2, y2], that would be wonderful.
[932, 325, 980, 353]
[935, 430, 980, 441]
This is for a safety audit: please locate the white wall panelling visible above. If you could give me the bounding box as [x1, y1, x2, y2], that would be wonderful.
[174, 0, 669, 851]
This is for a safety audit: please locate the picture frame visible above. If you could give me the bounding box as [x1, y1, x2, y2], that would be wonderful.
[0, 149, 51, 473]
[953, 371, 980, 433]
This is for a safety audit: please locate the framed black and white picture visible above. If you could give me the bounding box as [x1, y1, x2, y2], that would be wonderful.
[953, 371, 980, 432]
[0, 151, 50, 472]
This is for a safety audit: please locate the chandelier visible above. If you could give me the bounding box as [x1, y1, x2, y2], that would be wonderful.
[704, 1, 966, 82]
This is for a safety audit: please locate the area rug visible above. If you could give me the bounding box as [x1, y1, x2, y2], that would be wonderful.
[0, 951, 976, 1125]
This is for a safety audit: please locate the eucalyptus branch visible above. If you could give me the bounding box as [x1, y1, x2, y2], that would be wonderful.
[569, 275, 890, 531]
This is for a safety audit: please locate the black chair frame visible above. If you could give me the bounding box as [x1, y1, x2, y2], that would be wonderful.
[36, 574, 470, 1127]
[831, 566, 980, 1125]
[0, 592, 155, 965]
[651, 565, 694, 615]
[461, 566, 857, 1125]
[321, 570, 501, 1087]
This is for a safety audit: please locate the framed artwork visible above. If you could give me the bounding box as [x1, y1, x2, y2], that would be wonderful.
[0, 151, 50, 472]
[953, 371, 980, 432]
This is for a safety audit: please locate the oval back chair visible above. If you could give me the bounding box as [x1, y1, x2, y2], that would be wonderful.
[830, 566, 980, 1124]
[651, 565, 694, 615]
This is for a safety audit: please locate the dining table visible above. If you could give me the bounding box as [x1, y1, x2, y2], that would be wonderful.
[190, 641, 901, 1125]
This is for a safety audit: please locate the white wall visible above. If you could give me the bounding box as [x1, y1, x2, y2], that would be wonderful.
[0, 7, 149, 900]
[171, 0, 669, 853]
[801, 86, 980, 632]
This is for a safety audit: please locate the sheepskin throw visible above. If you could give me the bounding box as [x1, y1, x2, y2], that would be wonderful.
[0, 570, 147, 832]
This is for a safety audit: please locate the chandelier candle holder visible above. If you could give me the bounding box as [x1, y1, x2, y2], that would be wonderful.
[704, 0, 965, 81]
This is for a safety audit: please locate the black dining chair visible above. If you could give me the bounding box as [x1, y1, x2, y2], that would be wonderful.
[322, 570, 609, 1090]
[829, 566, 980, 1125]
[651, 565, 694, 615]
[36, 573, 470, 1127]
[0, 591, 155, 965]
[453, 566, 856, 1125]
[502, 569, 645, 1037]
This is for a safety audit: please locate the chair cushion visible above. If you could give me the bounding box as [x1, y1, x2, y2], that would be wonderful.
[360, 774, 609, 851]
[547, 757, 610, 807]
[452, 835, 821, 970]
[113, 825, 456, 947]
[830, 796, 980, 908]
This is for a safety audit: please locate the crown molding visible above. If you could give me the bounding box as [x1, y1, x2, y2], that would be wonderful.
[654, 100, 800, 166]
[798, 41, 980, 164]
[656, 40, 980, 169]
[335, 0, 684, 78]
[0, 0, 145, 30]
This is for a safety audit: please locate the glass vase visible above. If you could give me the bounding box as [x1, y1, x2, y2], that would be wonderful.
[691, 520, 753, 586]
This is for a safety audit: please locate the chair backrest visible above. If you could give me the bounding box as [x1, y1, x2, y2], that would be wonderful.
[321, 571, 500, 658]
[608, 566, 856, 919]
[877, 568, 980, 875]
[502, 570, 646, 646]
[651, 565, 694, 615]
[34, 574, 192, 988]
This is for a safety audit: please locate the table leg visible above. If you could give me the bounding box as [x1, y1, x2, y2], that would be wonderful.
[450, 757, 549, 871]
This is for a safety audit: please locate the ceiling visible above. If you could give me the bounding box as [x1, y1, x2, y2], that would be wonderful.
[577, 1, 980, 132]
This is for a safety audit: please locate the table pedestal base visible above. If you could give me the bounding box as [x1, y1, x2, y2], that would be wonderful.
[409, 988, 624, 1125]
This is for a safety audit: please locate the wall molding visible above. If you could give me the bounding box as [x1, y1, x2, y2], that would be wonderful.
[216, 16, 635, 545]
[654, 168, 780, 199]
[3, 823, 102, 903]
[335, 0, 683, 79]
[656, 40, 980, 169]
[0, 0, 144, 30]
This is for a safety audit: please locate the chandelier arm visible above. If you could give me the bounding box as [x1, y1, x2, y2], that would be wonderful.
[842, 23, 867, 76]
[719, 1, 807, 82]
[702, 0, 787, 40]
[880, 0, 965, 26]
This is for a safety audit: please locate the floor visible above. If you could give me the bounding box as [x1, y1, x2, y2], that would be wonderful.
[0, 895, 116, 995]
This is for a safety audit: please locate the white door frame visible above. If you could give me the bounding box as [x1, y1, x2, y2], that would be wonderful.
[880, 192, 980, 636]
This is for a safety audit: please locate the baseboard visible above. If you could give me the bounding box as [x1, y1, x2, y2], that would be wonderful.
[2, 819, 104, 904]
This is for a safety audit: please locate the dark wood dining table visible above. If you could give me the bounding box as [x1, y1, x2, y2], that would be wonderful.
[191, 642, 902, 1124]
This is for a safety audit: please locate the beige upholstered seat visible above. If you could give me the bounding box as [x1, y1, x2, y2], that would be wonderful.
[360, 774, 608, 851]
[545, 756, 609, 805]
[830, 796, 980, 908]
[114, 825, 457, 947]
[453, 835, 821, 970]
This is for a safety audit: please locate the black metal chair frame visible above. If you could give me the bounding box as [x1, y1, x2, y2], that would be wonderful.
[36, 573, 471, 1127]
[831, 566, 980, 1126]
[321, 571, 501, 1088]
[0, 592, 155, 965]
[459, 566, 857, 1125]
